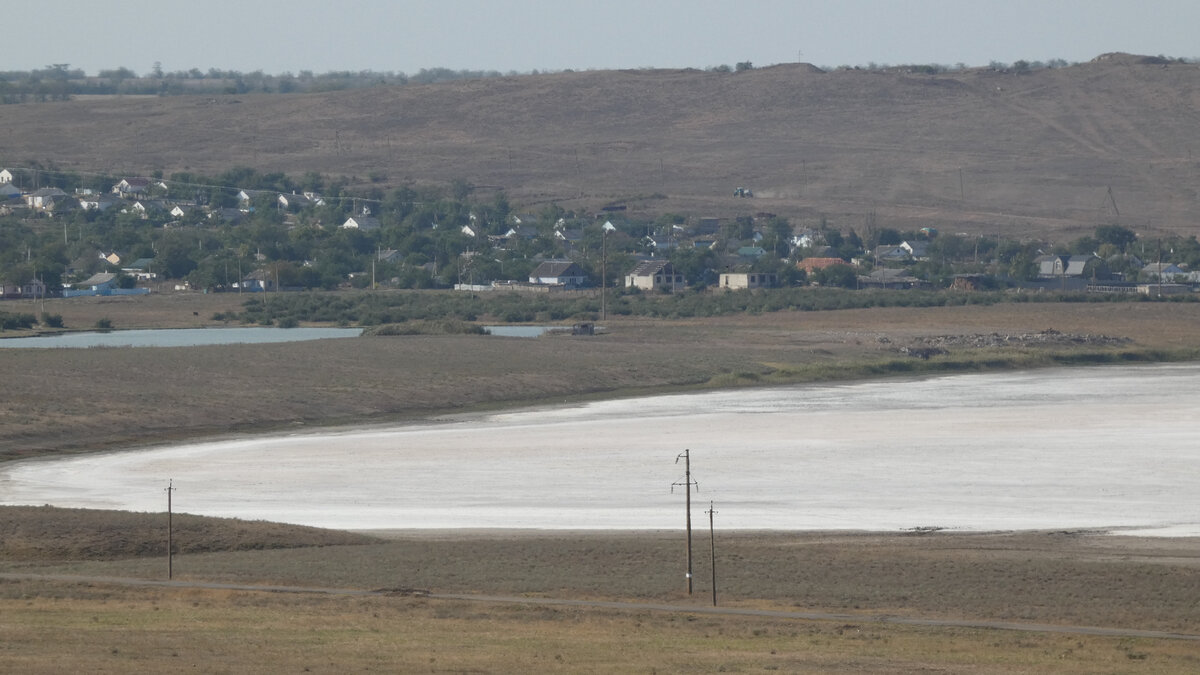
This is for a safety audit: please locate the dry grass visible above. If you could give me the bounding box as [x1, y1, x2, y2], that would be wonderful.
[1, 583, 1196, 674]
[0, 506, 376, 561]
[14, 528, 1200, 635]
[2, 55, 1198, 237]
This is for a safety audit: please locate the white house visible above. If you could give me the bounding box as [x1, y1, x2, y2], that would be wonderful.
[719, 272, 777, 290]
[79, 195, 118, 211]
[342, 216, 381, 231]
[528, 260, 587, 288]
[0, 169, 14, 184]
[25, 187, 67, 210]
[625, 260, 683, 291]
[112, 177, 151, 196]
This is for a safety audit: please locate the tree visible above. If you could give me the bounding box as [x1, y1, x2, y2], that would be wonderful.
[1095, 224, 1136, 252]
[813, 263, 857, 288]
[735, 61, 754, 72]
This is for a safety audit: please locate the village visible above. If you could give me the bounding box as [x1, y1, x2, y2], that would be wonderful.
[1, 166, 1196, 304]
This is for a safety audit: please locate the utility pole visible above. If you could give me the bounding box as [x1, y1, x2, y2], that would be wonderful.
[707, 500, 718, 607]
[165, 480, 175, 580]
[601, 229, 608, 320]
[672, 449, 698, 595]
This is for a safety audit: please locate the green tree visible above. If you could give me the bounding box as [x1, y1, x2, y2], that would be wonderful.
[813, 263, 858, 288]
[1095, 224, 1136, 252]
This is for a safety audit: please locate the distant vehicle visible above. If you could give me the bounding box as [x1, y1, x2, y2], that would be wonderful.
[733, 187, 753, 198]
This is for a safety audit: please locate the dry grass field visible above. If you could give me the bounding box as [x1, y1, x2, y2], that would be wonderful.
[2, 54, 1198, 238]
[2, 510, 1200, 673]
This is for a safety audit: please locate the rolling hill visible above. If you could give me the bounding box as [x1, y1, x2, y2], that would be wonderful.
[3, 52, 1198, 241]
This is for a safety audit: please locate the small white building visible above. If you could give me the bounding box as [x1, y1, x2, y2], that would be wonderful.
[625, 260, 683, 291]
[528, 260, 587, 288]
[719, 272, 777, 290]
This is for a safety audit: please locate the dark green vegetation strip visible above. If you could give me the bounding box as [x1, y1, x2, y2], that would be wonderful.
[227, 287, 1196, 327]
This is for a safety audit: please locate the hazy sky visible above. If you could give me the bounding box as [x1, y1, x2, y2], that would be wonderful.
[11, 0, 1199, 75]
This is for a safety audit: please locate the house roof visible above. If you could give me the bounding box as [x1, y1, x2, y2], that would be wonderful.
[628, 260, 673, 276]
[342, 216, 381, 230]
[530, 260, 585, 277]
[124, 258, 155, 270]
[80, 272, 117, 287]
[797, 257, 847, 272]
[30, 187, 67, 197]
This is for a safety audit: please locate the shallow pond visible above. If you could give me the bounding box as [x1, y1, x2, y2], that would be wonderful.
[0, 327, 363, 348]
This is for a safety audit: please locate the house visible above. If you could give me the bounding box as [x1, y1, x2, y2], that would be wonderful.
[277, 192, 323, 209]
[79, 194, 119, 211]
[797, 257, 847, 274]
[719, 272, 777, 290]
[528, 260, 587, 288]
[791, 229, 820, 249]
[0, 169, 14, 184]
[900, 240, 930, 261]
[874, 245, 910, 263]
[461, 223, 483, 238]
[20, 278, 47, 298]
[208, 207, 244, 224]
[112, 177, 151, 197]
[128, 200, 168, 218]
[25, 187, 67, 210]
[644, 235, 679, 251]
[859, 268, 923, 289]
[1143, 262, 1187, 281]
[1036, 254, 1102, 278]
[736, 246, 767, 258]
[78, 272, 118, 291]
[0, 183, 20, 200]
[555, 229, 584, 244]
[235, 270, 276, 292]
[170, 204, 194, 218]
[377, 249, 404, 264]
[503, 225, 539, 240]
[99, 251, 121, 265]
[122, 258, 157, 280]
[625, 260, 684, 291]
[341, 216, 381, 231]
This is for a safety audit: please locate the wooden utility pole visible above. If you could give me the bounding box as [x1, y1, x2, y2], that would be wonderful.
[601, 229, 608, 320]
[707, 500, 718, 607]
[673, 450, 697, 595]
[165, 480, 175, 579]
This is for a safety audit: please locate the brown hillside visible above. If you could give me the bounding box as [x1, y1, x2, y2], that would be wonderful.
[3, 54, 1199, 239]
[0, 505, 377, 561]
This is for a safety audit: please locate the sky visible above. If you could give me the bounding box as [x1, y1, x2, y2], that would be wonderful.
[10, 0, 1200, 76]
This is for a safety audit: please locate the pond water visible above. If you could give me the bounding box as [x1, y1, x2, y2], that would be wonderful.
[484, 325, 557, 338]
[0, 327, 363, 348]
[3, 363, 1200, 535]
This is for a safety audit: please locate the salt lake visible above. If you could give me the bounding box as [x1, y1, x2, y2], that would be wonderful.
[2, 363, 1198, 535]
